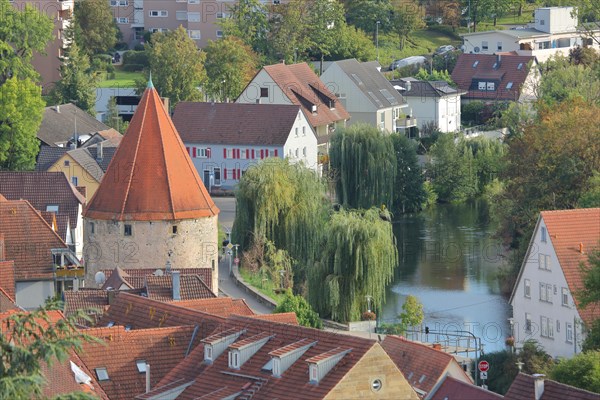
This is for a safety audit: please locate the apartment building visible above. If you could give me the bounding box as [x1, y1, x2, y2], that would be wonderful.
[111, 0, 286, 48]
[10, 0, 74, 93]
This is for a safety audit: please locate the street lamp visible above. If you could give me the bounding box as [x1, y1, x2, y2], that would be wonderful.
[376, 21, 381, 63]
[365, 295, 374, 338]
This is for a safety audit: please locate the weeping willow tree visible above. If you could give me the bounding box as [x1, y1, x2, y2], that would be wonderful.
[309, 208, 398, 323]
[232, 158, 329, 278]
[329, 124, 397, 210]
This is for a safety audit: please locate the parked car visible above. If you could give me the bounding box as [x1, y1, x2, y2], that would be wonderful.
[434, 45, 455, 55]
[389, 56, 427, 71]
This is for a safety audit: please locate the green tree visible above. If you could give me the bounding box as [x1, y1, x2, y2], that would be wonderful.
[390, 1, 425, 50]
[307, 0, 346, 72]
[583, 320, 600, 352]
[104, 96, 128, 134]
[219, 0, 269, 54]
[274, 290, 323, 329]
[346, 0, 394, 40]
[579, 172, 600, 208]
[309, 208, 398, 323]
[399, 295, 424, 329]
[0, 78, 45, 170]
[0, 0, 54, 83]
[137, 26, 206, 104]
[536, 56, 600, 106]
[50, 40, 98, 116]
[414, 68, 455, 86]
[330, 124, 397, 210]
[0, 300, 100, 399]
[204, 37, 258, 102]
[329, 24, 377, 62]
[550, 351, 600, 393]
[391, 133, 426, 213]
[74, 0, 119, 55]
[465, 137, 506, 194]
[267, 0, 312, 64]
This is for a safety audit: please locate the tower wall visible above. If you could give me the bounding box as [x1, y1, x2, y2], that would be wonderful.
[83, 216, 219, 292]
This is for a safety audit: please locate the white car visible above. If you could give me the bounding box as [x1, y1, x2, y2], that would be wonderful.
[389, 56, 427, 70]
[434, 45, 455, 55]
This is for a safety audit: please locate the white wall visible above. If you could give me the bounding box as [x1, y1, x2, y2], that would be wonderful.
[406, 94, 461, 133]
[283, 111, 319, 170]
[535, 7, 577, 34]
[511, 218, 584, 358]
[463, 32, 520, 55]
[16, 280, 55, 310]
[237, 69, 295, 107]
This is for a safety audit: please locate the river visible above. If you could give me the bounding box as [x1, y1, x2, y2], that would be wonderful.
[381, 200, 512, 354]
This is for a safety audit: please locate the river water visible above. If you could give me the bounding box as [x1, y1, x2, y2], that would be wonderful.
[381, 200, 512, 354]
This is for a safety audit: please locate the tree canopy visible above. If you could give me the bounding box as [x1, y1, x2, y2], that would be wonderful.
[219, 0, 269, 54]
[274, 290, 323, 329]
[550, 351, 600, 394]
[399, 295, 424, 329]
[73, 0, 119, 55]
[391, 133, 426, 213]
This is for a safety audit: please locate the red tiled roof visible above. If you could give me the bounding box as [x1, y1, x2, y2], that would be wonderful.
[145, 274, 216, 301]
[172, 297, 255, 317]
[78, 325, 201, 400]
[143, 315, 378, 400]
[102, 267, 214, 292]
[429, 375, 503, 400]
[84, 86, 219, 221]
[504, 373, 599, 400]
[0, 171, 85, 242]
[381, 336, 471, 395]
[305, 347, 352, 364]
[252, 311, 299, 325]
[0, 199, 68, 280]
[63, 289, 110, 326]
[0, 258, 16, 299]
[541, 208, 600, 326]
[269, 337, 317, 357]
[173, 102, 305, 145]
[0, 287, 18, 312]
[259, 62, 350, 128]
[451, 54, 536, 101]
[228, 331, 273, 349]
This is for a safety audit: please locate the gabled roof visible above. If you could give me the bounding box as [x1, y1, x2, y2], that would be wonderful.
[451, 54, 536, 101]
[0, 286, 18, 312]
[257, 62, 350, 128]
[65, 142, 120, 183]
[38, 103, 110, 147]
[504, 373, 599, 400]
[381, 335, 471, 395]
[328, 59, 407, 109]
[84, 85, 219, 221]
[77, 325, 201, 400]
[429, 375, 503, 399]
[540, 208, 600, 326]
[0, 198, 68, 280]
[0, 171, 86, 241]
[141, 315, 377, 400]
[81, 129, 122, 148]
[0, 238, 16, 299]
[145, 274, 216, 301]
[36, 145, 69, 171]
[174, 297, 255, 317]
[252, 312, 299, 325]
[63, 289, 110, 326]
[393, 79, 466, 98]
[102, 267, 213, 293]
[173, 102, 307, 146]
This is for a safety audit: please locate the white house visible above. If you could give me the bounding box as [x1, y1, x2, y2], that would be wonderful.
[319, 59, 415, 133]
[462, 7, 600, 62]
[172, 102, 319, 190]
[95, 87, 140, 124]
[236, 62, 350, 154]
[393, 78, 465, 133]
[509, 208, 600, 358]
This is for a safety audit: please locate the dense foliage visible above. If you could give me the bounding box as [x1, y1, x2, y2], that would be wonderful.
[309, 208, 397, 323]
[73, 0, 119, 55]
[399, 295, 424, 329]
[391, 133, 426, 213]
[550, 351, 600, 393]
[274, 290, 323, 329]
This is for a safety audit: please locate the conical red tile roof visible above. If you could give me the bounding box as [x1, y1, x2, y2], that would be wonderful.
[84, 86, 219, 221]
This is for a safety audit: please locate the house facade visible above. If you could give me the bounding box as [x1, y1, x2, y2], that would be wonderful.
[509, 208, 600, 358]
[172, 102, 318, 190]
[394, 78, 465, 133]
[236, 62, 350, 154]
[461, 7, 600, 62]
[320, 59, 414, 133]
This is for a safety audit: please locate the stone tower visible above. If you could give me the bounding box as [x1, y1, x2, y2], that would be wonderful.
[83, 80, 220, 291]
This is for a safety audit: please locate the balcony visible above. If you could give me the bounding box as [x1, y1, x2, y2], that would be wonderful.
[54, 264, 85, 278]
[396, 117, 417, 129]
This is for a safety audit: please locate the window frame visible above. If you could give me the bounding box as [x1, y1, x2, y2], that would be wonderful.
[524, 278, 531, 298]
[124, 224, 132, 236]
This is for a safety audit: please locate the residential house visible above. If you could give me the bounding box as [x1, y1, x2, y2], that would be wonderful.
[39, 137, 122, 199]
[82, 81, 220, 290]
[137, 315, 420, 399]
[381, 336, 473, 398]
[0, 196, 82, 309]
[428, 375, 503, 400]
[236, 62, 350, 154]
[172, 102, 319, 190]
[95, 87, 140, 123]
[38, 103, 111, 147]
[100, 267, 214, 293]
[0, 171, 86, 258]
[509, 208, 600, 358]
[320, 59, 414, 133]
[393, 78, 466, 133]
[461, 7, 600, 63]
[0, 235, 19, 312]
[0, 310, 109, 399]
[451, 54, 539, 103]
[504, 373, 599, 400]
[10, 0, 74, 93]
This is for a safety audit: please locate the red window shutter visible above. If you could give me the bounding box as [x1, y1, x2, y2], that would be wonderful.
[224, 168, 227, 179]
[223, 148, 227, 158]
[207, 148, 211, 158]
[237, 169, 240, 179]
[260, 149, 264, 159]
[265, 148, 269, 158]
[274, 149, 278, 157]
[233, 169, 237, 180]
[245, 149, 249, 158]
[236, 149, 240, 159]
[193, 147, 197, 158]
[252, 149, 255, 159]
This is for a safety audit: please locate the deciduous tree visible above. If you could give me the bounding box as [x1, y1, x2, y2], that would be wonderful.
[74, 0, 119, 55]
[391, 133, 426, 213]
[274, 290, 322, 329]
[390, 1, 425, 50]
[550, 351, 600, 393]
[219, 0, 269, 54]
[267, 0, 312, 64]
[399, 295, 424, 328]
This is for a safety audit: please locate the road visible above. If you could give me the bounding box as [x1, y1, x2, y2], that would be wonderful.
[212, 197, 273, 314]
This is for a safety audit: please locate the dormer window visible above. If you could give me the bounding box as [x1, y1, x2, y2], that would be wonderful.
[269, 339, 317, 378]
[46, 204, 59, 212]
[124, 224, 132, 236]
[306, 348, 352, 385]
[205, 345, 213, 362]
[228, 333, 273, 370]
[472, 61, 479, 68]
[202, 329, 246, 364]
[517, 63, 524, 70]
[229, 351, 240, 369]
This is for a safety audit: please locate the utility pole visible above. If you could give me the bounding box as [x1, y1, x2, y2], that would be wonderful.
[376, 21, 381, 63]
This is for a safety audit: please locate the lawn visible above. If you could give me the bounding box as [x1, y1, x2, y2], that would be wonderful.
[97, 70, 145, 88]
[238, 267, 286, 305]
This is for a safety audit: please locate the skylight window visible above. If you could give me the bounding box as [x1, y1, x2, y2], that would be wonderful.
[419, 374, 426, 384]
[136, 360, 147, 373]
[125, 325, 132, 331]
[517, 63, 523, 70]
[95, 367, 109, 381]
[506, 82, 513, 89]
[106, 321, 115, 327]
[472, 61, 479, 68]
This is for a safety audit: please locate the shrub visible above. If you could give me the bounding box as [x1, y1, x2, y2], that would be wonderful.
[122, 50, 149, 68]
[122, 63, 144, 72]
[115, 42, 129, 51]
[274, 291, 322, 329]
[361, 311, 377, 321]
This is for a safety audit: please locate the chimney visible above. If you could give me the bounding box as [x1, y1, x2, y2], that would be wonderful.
[107, 290, 117, 305]
[533, 374, 545, 400]
[172, 270, 181, 301]
[145, 363, 151, 393]
[97, 141, 104, 162]
[579, 243, 584, 254]
[496, 54, 502, 67]
[161, 97, 170, 114]
[432, 343, 442, 351]
[56, 105, 60, 113]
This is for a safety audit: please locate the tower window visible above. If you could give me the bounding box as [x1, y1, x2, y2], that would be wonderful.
[172, 225, 178, 234]
[124, 224, 132, 236]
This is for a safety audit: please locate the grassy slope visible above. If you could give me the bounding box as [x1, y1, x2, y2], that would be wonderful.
[97, 70, 144, 88]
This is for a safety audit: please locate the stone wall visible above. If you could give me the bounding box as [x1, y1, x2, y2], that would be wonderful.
[83, 216, 219, 290]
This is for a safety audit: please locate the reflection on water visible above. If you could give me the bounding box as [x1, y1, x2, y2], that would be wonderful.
[382, 200, 512, 353]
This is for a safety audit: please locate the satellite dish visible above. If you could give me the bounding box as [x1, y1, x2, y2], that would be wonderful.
[94, 271, 106, 285]
[154, 269, 164, 276]
[459, 45, 466, 51]
[474, 46, 480, 53]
